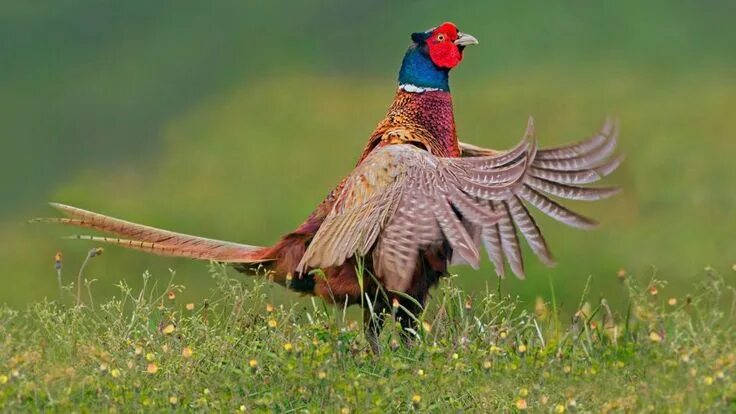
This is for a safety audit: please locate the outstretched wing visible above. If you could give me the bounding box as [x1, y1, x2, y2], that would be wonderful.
[299, 119, 538, 291]
[459, 118, 622, 277]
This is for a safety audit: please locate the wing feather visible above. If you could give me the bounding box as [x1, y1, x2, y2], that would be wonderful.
[458, 118, 621, 278]
[535, 118, 616, 160]
[506, 196, 555, 266]
[495, 201, 525, 278]
[301, 116, 620, 287]
[481, 205, 507, 278]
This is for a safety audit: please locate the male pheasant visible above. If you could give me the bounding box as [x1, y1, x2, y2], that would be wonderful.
[38, 22, 621, 350]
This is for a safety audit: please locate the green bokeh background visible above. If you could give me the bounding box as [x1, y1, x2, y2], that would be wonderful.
[2, 1, 735, 310]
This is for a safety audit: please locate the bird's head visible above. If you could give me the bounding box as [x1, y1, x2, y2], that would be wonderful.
[398, 22, 478, 92]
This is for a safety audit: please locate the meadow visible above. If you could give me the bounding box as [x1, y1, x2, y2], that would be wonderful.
[0, 262, 734, 411]
[1, 1, 736, 411]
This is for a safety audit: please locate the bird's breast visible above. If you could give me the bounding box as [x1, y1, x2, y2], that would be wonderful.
[383, 89, 460, 157]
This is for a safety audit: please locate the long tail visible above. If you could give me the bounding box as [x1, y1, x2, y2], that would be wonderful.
[33, 203, 270, 263]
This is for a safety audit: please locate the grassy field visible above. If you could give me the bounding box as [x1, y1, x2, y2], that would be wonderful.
[1, 262, 734, 411]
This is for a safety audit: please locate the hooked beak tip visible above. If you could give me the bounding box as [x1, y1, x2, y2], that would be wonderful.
[455, 32, 479, 47]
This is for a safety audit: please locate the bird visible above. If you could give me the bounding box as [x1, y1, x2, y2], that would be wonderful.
[36, 22, 621, 351]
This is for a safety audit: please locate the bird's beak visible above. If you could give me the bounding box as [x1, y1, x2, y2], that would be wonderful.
[454, 32, 479, 46]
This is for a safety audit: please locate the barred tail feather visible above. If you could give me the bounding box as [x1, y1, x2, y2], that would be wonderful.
[34, 203, 268, 263]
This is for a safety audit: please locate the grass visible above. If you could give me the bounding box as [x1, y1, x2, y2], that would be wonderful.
[1, 259, 734, 412]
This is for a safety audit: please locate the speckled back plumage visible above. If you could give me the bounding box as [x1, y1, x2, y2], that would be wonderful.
[244, 88, 464, 300]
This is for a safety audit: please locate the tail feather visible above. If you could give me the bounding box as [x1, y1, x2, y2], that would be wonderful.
[34, 203, 269, 263]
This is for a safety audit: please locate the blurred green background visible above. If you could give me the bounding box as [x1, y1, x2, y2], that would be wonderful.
[2, 1, 735, 310]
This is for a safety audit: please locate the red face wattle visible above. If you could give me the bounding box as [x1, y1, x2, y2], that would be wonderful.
[426, 22, 463, 69]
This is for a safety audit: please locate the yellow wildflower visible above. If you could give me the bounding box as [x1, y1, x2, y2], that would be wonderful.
[182, 347, 193, 358]
[248, 359, 258, 368]
[411, 394, 422, 404]
[186, 303, 195, 311]
[283, 343, 293, 352]
[554, 404, 566, 413]
[267, 319, 277, 328]
[422, 321, 432, 333]
[162, 324, 175, 335]
[169, 396, 178, 405]
[318, 371, 327, 379]
[668, 297, 677, 306]
[516, 399, 528, 410]
[0, 375, 7, 385]
[649, 332, 662, 342]
[266, 303, 274, 313]
[111, 369, 120, 378]
[167, 291, 176, 300]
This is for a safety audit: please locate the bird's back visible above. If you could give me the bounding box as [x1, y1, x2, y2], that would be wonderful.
[248, 88, 461, 287]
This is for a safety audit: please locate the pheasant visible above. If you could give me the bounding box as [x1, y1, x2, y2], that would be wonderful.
[38, 22, 621, 351]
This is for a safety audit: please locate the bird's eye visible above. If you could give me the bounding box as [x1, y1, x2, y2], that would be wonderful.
[436, 34, 446, 42]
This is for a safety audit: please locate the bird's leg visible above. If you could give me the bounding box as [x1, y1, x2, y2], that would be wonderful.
[395, 297, 424, 347]
[363, 304, 389, 354]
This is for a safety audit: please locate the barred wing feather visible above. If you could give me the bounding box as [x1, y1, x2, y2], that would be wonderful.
[459, 118, 621, 277]
[299, 119, 538, 291]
